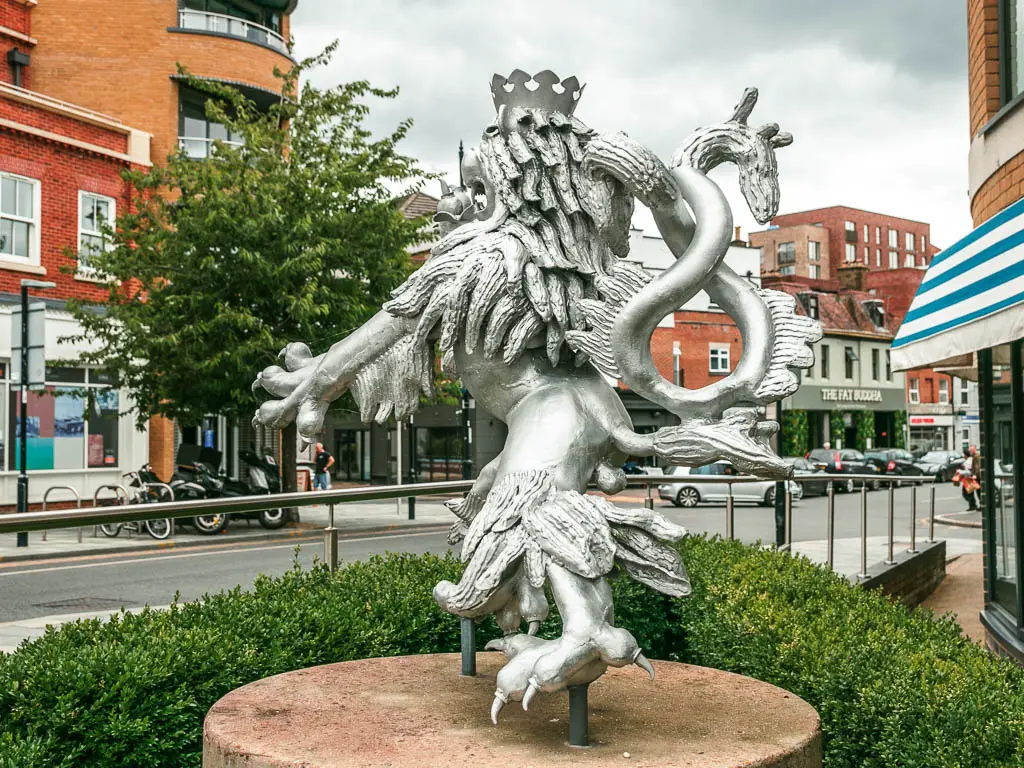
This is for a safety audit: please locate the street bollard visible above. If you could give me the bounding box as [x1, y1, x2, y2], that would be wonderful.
[408, 495, 416, 521]
[324, 503, 339, 573]
[826, 483, 835, 569]
[885, 482, 896, 565]
[784, 485, 792, 550]
[726, 484, 734, 541]
[909, 484, 918, 554]
[928, 484, 936, 543]
[858, 485, 868, 580]
[645, 483, 654, 510]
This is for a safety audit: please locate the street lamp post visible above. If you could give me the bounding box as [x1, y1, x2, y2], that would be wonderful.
[16, 279, 56, 547]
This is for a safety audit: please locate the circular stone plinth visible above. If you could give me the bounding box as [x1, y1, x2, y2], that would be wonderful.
[203, 653, 821, 768]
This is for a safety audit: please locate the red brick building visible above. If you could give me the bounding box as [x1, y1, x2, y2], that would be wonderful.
[0, 0, 297, 501]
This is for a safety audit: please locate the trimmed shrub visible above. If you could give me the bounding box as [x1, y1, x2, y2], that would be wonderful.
[0, 540, 1022, 767]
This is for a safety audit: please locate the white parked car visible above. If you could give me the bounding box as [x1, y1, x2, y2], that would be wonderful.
[658, 462, 803, 508]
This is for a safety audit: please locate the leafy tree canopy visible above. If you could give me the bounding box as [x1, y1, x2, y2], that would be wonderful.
[67, 43, 431, 428]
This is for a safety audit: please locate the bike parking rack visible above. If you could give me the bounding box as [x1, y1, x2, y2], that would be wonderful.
[41, 485, 82, 543]
[143, 482, 176, 537]
[93, 484, 131, 537]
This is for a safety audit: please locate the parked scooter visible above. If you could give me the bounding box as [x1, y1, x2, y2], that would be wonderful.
[169, 446, 231, 535]
[238, 448, 287, 529]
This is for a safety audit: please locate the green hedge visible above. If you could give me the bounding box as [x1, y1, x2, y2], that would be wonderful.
[1, 539, 1022, 767]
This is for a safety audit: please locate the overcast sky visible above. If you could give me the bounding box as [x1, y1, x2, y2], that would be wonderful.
[291, 0, 970, 248]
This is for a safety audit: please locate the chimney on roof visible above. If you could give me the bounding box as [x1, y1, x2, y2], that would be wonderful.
[731, 226, 745, 246]
[837, 263, 869, 293]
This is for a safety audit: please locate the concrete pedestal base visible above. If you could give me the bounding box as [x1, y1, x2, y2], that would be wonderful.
[203, 653, 821, 767]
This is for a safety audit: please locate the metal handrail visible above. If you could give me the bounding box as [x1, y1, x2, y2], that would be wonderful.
[178, 8, 287, 52]
[628, 472, 942, 484]
[0, 480, 473, 535]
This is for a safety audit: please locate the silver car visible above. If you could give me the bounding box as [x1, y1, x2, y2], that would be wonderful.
[657, 462, 803, 507]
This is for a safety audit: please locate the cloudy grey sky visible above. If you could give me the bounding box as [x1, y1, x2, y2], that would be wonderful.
[291, 0, 970, 248]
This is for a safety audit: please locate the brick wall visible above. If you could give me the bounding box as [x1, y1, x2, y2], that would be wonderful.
[769, 206, 933, 277]
[0, 96, 128, 153]
[749, 223, 829, 280]
[0, 0, 31, 37]
[30, 0, 294, 164]
[148, 413, 174, 482]
[972, 148, 1024, 224]
[647, 310, 744, 392]
[860, 540, 947, 608]
[968, 0, 1001, 137]
[0, 123, 133, 303]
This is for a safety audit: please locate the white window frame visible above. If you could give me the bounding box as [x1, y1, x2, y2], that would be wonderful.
[875, 248, 881, 267]
[960, 377, 970, 405]
[909, 378, 920, 404]
[0, 172, 41, 265]
[921, 234, 927, 251]
[904, 252, 914, 267]
[939, 379, 949, 405]
[77, 190, 116, 275]
[905, 231, 915, 251]
[875, 226, 881, 244]
[709, 344, 730, 374]
[845, 243, 856, 262]
[862, 224, 869, 242]
[845, 220, 855, 233]
[888, 250, 898, 269]
[809, 264, 821, 279]
[808, 240, 820, 261]
[780, 265, 795, 276]
[888, 229, 898, 248]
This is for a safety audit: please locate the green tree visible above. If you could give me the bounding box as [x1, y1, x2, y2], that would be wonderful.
[829, 409, 845, 447]
[780, 409, 808, 457]
[854, 410, 875, 452]
[65, 43, 429, 431]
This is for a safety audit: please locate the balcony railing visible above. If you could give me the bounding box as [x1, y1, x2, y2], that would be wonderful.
[178, 9, 287, 54]
[178, 136, 244, 159]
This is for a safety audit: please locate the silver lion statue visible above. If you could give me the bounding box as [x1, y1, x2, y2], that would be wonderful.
[252, 70, 821, 724]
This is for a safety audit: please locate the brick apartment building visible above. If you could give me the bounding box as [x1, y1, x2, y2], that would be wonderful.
[0, 0, 297, 501]
[750, 206, 975, 453]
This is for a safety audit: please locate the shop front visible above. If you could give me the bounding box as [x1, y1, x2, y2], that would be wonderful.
[908, 413, 957, 454]
[891, 196, 1024, 663]
[782, 383, 906, 454]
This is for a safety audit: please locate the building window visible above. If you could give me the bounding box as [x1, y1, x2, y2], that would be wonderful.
[178, 84, 243, 159]
[809, 264, 821, 279]
[875, 248, 881, 267]
[179, 0, 285, 52]
[8, 367, 120, 470]
[909, 377, 920, 404]
[845, 243, 856, 262]
[888, 250, 898, 269]
[885, 349, 892, 381]
[939, 378, 949, 404]
[888, 229, 898, 248]
[871, 348, 880, 380]
[920, 234, 927, 252]
[862, 224, 869, 242]
[904, 253, 914, 267]
[821, 346, 830, 378]
[905, 232, 915, 250]
[844, 346, 857, 379]
[780, 265, 795, 276]
[863, 246, 869, 264]
[960, 377, 969, 405]
[709, 345, 730, 374]
[844, 221, 857, 243]
[961, 427, 970, 446]
[78, 191, 115, 273]
[875, 226, 881, 244]
[0, 173, 39, 263]
[802, 294, 819, 319]
[1005, 0, 1024, 102]
[808, 240, 820, 261]
[845, 220, 855, 233]
[777, 241, 795, 264]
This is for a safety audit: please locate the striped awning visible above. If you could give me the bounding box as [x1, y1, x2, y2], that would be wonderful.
[891, 196, 1024, 371]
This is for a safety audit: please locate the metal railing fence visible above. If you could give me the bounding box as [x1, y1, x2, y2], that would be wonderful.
[178, 9, 288, 52]
[3, 472, 971, 578]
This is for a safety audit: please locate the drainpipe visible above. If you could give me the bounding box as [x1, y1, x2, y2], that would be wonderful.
[6, 48, 29, 88]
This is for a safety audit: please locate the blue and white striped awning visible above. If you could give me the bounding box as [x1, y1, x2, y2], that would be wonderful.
[891, 196, 1024, 371]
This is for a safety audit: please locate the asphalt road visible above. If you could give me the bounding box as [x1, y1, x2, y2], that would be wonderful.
[0, 483, 980, 625]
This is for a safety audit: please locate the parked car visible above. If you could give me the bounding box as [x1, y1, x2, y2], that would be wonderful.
[658, 462, 803, 507]
[782, 457, 832, 496]
[915, 450, 965, 482]
[805, 448, 880, 492]
[864, 448, 928, 486]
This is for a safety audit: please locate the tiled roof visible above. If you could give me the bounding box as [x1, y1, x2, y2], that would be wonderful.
[767, 279, 895, 339]
[399, 191, 440, 220]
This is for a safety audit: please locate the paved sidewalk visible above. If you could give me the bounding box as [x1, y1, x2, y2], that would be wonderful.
[0, 498, 455, 563]
[919, 554, 985, 643]
[791, 535, 983, 580]
[0, 605, 172, 653]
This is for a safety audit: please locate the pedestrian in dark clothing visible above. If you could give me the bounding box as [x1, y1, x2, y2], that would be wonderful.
[958, 447, 981, 511]
[314, 442, 334, 491]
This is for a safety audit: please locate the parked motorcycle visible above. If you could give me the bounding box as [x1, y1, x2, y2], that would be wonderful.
[168, 447, 231, 535]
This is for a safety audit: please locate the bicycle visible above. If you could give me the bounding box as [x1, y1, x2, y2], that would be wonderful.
[98, 471, 173, 541]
